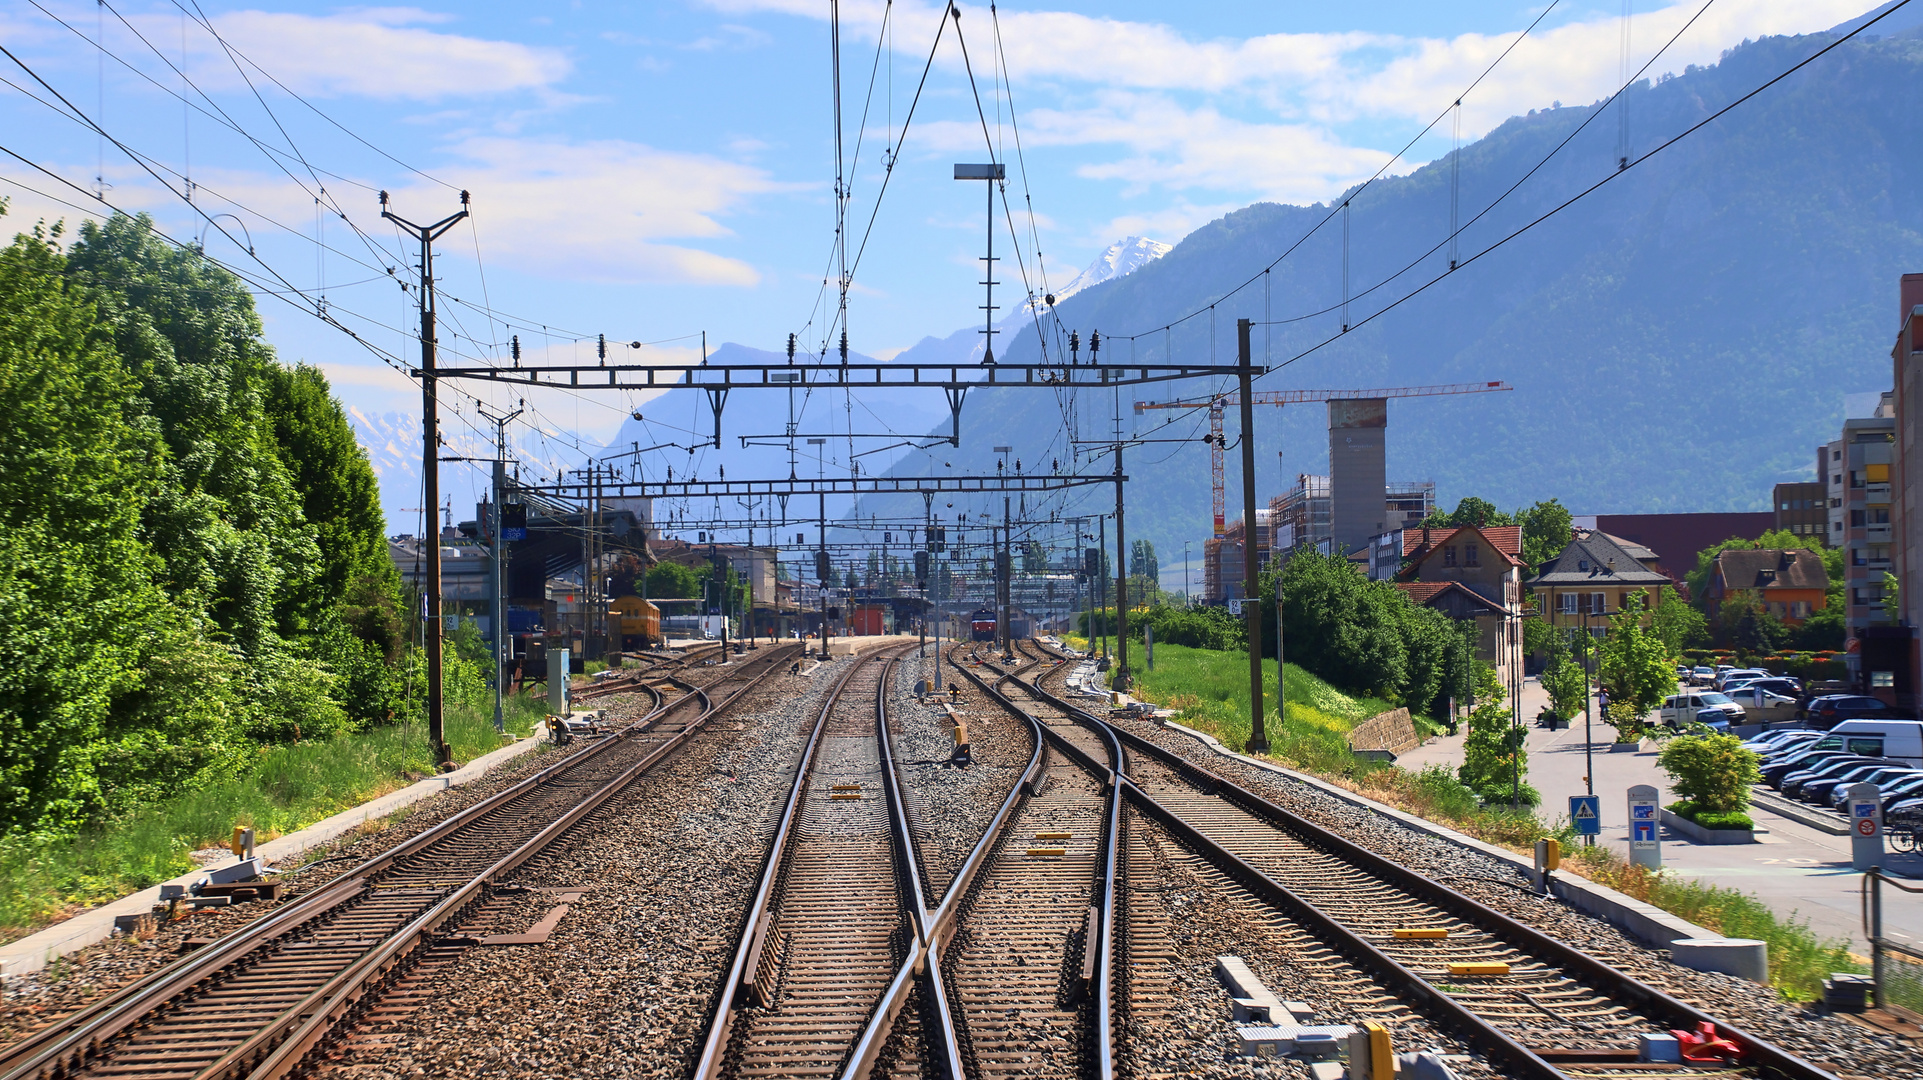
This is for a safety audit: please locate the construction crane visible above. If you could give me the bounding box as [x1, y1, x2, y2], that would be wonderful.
[1133, 381, 1512, 537]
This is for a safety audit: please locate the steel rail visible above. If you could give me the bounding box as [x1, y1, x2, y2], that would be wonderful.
[0, 645, 798, 1080]
[1017, 643, 1841, 1080]
[692, 648, 903, 1080]
[943, 646, 1119, 1080]
[841, 646, 1049, 1080]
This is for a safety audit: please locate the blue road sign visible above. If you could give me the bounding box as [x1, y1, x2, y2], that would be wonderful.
[1633, 821, 1657, 843]
[1570, 795, 1602, 836]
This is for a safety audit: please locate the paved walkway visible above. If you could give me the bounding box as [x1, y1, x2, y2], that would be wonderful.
[1399, 677, 1923, 953]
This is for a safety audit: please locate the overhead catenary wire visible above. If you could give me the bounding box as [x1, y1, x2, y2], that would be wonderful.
[1264, 0, 1915, 376]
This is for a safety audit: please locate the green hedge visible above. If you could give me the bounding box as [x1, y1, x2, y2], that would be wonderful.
[1669, 800, 1756, 831]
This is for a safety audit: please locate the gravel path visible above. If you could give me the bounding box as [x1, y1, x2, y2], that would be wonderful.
[317, 654, 853, 1079]
[890, 649, 1033, 903]
[1110, 715, 1916, 1077]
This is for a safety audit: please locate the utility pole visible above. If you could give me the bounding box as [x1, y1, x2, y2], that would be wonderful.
[1098, 515, 1109, 663]
[1114, 440, 1130, 689]
[382, 190, 468, 768]
[1239, 320, 1269, 753]
[477, 399, 524, 735]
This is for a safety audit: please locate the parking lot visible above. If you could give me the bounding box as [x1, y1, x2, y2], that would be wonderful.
[1397, 676, 1923, 953]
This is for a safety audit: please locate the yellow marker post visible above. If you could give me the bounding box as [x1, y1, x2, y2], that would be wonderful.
[1350, 1021, 1393, 1079]
[1034, 832, 1073, 841]
[1393, 928, 1448, 940]
[1024, 847, 1067, 857]
[1447, 962, 1511, 976]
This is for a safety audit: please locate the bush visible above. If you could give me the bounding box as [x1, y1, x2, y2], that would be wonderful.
[1668, 800, 1756, 831]
[1658, 734, 1761, 814]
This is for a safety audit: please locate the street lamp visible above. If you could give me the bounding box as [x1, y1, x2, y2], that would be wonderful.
[1577, 602, 1619, 809]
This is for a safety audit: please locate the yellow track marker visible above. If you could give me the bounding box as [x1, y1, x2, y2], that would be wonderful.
[1034, 832, 1073, 840]
[1394, 928, 1448, 940]
[1025, 847, 1067, 857]
[1447, 962, 1510, 976]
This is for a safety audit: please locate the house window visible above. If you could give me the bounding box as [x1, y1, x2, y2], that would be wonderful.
[1853, 510, 1867, 527]
[1559, 593, 1578, 615]
[1464, 544, 1479, 567]
[1592, 592, 1607, 614]
[1443, 546, 1457, 567]
[1577, 559, 1589, 571]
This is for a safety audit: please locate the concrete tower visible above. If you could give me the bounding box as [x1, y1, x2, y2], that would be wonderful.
[1329, 399, 1387, 556]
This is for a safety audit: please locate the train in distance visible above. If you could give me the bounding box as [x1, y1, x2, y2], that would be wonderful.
[970, 608, 997, 642]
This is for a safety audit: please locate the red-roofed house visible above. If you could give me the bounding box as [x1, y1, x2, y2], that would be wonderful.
[1393, 526, 1527, 688]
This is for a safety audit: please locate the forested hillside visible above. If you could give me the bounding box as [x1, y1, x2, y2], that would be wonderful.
[0, 207, 408, 843]
[864, 27, 1923, 575]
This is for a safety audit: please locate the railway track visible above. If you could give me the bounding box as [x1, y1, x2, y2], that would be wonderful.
[697, 645, 930, 1079]
[1006, 639, 1842, 1080]
[937, 644, 1118, 1080]
[0, 645, 801, 1080]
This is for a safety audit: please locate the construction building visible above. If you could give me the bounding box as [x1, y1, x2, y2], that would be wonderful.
[1269, 477, 1435, 559]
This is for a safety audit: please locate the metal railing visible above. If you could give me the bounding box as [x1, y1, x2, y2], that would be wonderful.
[1864, 867, 1923, 1013]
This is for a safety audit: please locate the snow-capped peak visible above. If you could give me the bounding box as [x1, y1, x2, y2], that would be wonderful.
[1055, 236, 1171, 301]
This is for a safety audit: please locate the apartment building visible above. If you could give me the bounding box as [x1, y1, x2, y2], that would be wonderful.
[1887, 273, 1923, 704]
[1825, 399, 1896, 669]
[1773, 481, 1828, 544]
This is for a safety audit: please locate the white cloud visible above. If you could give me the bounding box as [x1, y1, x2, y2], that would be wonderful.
[385, 136, 799, 285]
[168, 8, 572, 101]
[711, 0, 1875, 204]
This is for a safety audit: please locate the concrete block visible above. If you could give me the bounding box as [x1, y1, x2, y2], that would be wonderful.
[1639, 1033, 1682, 1062]
[205, 857, 262, 885]
[1307, 1063, 1345, 1080]
[1234, 1025, 1357, 1059]
[1216, 955, 1286, 1021]
[1669, 937, 1768, 983]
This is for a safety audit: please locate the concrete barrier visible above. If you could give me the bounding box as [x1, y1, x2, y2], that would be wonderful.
[1670, 937, 1769, 983]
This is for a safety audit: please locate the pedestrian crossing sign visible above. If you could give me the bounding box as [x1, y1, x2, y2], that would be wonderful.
[1570, 795, 1602, 836]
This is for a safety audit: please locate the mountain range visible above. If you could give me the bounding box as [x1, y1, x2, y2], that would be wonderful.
[353, 9, 1923, 591]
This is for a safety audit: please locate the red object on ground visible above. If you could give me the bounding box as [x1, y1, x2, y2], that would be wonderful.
[1671, 1022, 1742, 1063]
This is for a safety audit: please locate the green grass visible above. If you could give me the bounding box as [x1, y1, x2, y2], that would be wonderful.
[1120, 640, 1855, 1002]
[1125, 642, 1397, 769]
[1570, 847, 1862, 1000]
[0, 691, 551, 941]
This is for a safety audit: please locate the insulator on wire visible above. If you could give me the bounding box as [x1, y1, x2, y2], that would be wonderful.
[511, 335, 520, 364]
[598, 334, 606, 364]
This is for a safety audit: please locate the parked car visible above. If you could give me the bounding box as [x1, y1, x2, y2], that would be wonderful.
[1804, 695, 1910, 728]
[1763, 749, 1870, 787]
[1825, 769, 1923, 811]
[1689, 708, 1731, 733]
[1745, 729, 1818, 753]
[1716, 668, 1771, 691]
[1810, 719, 1923, 766]
[1801, 764, 1918, 805]
[1690, 666, 1716, 686]
[1659, 691, 1744, 729]
[1723, 686, 1800, 724]
[1783, 757, 1897, 800]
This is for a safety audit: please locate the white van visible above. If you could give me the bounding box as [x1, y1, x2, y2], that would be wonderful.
[1798, 720, 1923, 767]
[1659, 691, 1745, 729]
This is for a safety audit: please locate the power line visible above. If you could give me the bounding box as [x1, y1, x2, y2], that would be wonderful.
[1265, 0, 1916, 376]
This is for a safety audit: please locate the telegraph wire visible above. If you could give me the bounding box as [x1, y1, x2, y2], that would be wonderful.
[1264, 0, 1916, 376]
[1246, 0, 1720, 337]
[1105, 0, 1568, 347]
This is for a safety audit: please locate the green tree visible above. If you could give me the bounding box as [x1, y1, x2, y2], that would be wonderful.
[1422, 496, 1515, 529]
[646, 561, 705, 598]
[1519, 499, 1573, 568]
[0, 221, 248, 834]
[1658, 734, 1761, 815]
[1651, 586, 1710, 654]
[1541, 653, 1589, 720]
[1458, 665, 1533, 805]
[1598, 593, 1674, 719]
[1274, 550, 1473, 717]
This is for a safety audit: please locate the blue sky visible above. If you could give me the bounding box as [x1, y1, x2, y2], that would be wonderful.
[0, 0, 1876, 484]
